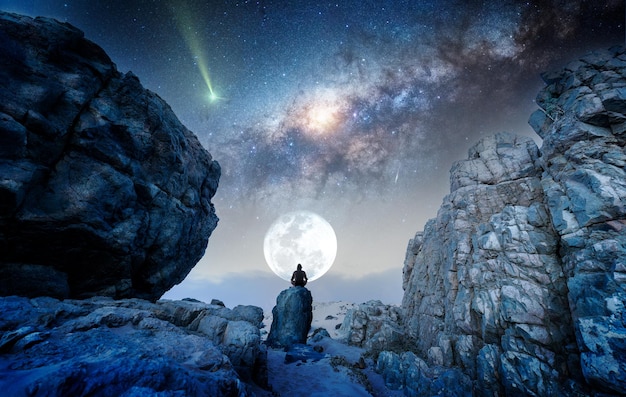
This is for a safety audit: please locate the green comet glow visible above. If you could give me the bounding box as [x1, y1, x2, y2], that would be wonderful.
[172, 2, 218, 101]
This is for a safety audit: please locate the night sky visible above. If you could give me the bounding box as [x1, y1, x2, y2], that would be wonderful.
[2, 1, 623, 310]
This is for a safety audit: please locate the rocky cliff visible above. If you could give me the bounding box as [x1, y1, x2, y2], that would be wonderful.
[0, 12, 220, 301]
[376, 47, 626, 395]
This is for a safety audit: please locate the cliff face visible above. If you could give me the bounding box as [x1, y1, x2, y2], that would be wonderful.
[530, 48, 626, 394]
[399, 47, 626, 395]
[0, 12, 220, 301]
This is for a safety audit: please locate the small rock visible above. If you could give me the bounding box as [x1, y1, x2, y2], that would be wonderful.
[211, 299, 226, 307]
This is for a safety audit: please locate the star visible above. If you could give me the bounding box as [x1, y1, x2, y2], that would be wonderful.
[3, 0, 623, 308]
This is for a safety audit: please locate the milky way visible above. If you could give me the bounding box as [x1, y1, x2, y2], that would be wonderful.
[10, 0, 619, 209]
[3, 0, 624, 307]
[175, 0, 624, 209]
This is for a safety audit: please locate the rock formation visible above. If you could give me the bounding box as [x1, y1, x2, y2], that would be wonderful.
[0, 296, 266, 396]
[529, 48, 626, 394]
[380, 46, 626, 396]
[397, 132, 574, 396]
[0, 12, 220, 301]
[340, 300, 405, 355]
[267, 286, 313, 348]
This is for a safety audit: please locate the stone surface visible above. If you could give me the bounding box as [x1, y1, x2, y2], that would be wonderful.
[340, 300, 405, 355]
[0, 12, 220, 301]
[189, 304, 267, 386]
[0, 296, 266, 396]
[267, 287, 313, 348]
[399, 132, 577, 396]
[532, 46, 626, 395]
[376, 351, 472, 396]
[394, 47, 626, 396]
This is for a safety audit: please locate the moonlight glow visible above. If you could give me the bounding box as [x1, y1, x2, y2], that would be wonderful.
[263, 211, 337, 282]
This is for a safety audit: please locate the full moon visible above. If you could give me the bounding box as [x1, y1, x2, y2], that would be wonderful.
[263, 211, 337, 282]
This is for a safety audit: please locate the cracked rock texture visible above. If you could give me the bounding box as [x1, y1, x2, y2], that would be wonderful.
[0, 296, 265, 396]
[392, 47, 626, 395]
[267, 287, 313, 348]
[0, 12, 220, 301]
[340, 300, 405, 355]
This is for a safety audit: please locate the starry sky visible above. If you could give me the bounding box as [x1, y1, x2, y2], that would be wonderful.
[2, 1, 623, 311]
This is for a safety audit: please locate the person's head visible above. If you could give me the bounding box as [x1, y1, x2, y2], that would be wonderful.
[297, 264, 302, 270]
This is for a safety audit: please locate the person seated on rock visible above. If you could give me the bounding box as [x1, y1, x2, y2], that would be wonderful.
[291, 264, 308, 287]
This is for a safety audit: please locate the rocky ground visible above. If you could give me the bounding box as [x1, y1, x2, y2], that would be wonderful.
[257, 301, 403, 397]
[0, 296, 263, 396]
[0, 296, 403, 397]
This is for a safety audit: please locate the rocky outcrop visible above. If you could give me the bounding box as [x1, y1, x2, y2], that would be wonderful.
[399, 132, 575, 396]
[0, 296, 266, 396]
[340, 300, 406, 355]
[530, 47, 626, 394]
[393, 47, 626, 396]
[377, 351, 472, 396]
[189, 302, 267, 386]
[0, 12, 220, 301]
[267, 287, 313, 348]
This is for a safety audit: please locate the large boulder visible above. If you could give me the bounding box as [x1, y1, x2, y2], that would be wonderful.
[267, 286, 313, 348]
[0, 296, 266, 396]
[0, 12, 220, 301]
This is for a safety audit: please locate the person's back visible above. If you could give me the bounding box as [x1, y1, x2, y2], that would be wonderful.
[291, 264, 308, 287]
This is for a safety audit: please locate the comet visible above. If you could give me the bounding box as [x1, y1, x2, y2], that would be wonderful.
[172, 2, 220, 103]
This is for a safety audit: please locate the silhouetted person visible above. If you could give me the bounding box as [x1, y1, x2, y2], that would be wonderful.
[291, 263, 308, 287]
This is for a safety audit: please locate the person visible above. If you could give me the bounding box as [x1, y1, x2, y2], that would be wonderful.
[291, 263, 308, 287]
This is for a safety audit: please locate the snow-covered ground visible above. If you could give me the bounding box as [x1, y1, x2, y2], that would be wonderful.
[254, 302, 404, 397]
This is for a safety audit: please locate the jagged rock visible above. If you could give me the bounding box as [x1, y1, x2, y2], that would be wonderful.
[0, 12, 220, 301]
[144, 299, 266, 384]
[340, 300, 405, 355]
[402, 132, 575, 396]
[267, 286, 313, 348]
[402, 232, 423, 291]
[531, 46, 626, 394]
[376, 350, 472, 396]
[0, 296, 267, 396]
[189, 304, 267, 386]
[399, 47, 626, 396]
